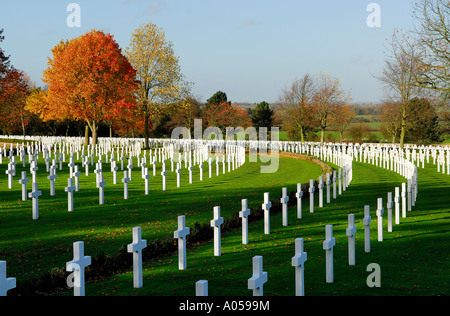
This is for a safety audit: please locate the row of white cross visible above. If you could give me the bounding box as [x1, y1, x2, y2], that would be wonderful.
[0, 188, 418, 297]
[0, 138, 421, 296]
[1, 191, 416, 296]
[3, 144, 246, 220]
[0, 174, 351, 297]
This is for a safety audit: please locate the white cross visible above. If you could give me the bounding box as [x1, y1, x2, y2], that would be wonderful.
[45, 155, 50, 172]
[94, 162, 102, 188]
[58, 152, 63, 170]
[73, 165, 81, 192]
[401, 182, 407, 218]
[208, 158, 212, 178]
[143, 168, 151, 195]
[112, 160, 118, 185]
[66, 241, 91, 296]
[19, 148, 26, 167]
[176, 163, 182, 188]
[248, 256, 268, 296]
[280, 187, 289, 227]
[332, 170, 337, 199]
[0, 261, 16, 296]
[174, 215, 190, 270]
[326, 173, 331, 204]
[196, 280, 208, 297]
[18, 171, 30, 201]
[5, 163, 14, 189]
[141, 157, 147, 178]
[98, 173, 106, 205]
[296, 183, 303, 219]
[161, 162, 167, 191]
[127, 227, 147, 288]
[394, 187, 400, 225]
[318, 176, 324, 208]
[28, 182, 42, 220]
[363, 205, 371, 253]
[346, 214, 357, 266]
[309, 179, 315, 213]
[199, 163, 203, 181]
[216, 157, 220, 176]
[47, 165, 57, 196]
[387, 192, 393, 232]
[120, 154, 125, 171]
[291, 238, 307, 296]
[188, 161, 194, 184]
[407, 179, 412, 211]
[210, 206, 224, 256]
[323, 225, 335, 283]
[338, 168, 342, 195]
[152, 159, 156, 176]
[65, 177, 76, 212]
[376, 198, 384, 242]
[239, 199, 250, 245]
[222, 155, 226, 174]
[127, 158, 133, 180]
[84, 156, 90, 176]
[10, 156, 17, 174]
[262, 192, 271, 235]
[122, 170, 130, 200]
[68, 155, 75, 170]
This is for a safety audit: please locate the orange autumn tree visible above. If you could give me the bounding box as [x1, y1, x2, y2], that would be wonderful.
[42, 30, 138, 145]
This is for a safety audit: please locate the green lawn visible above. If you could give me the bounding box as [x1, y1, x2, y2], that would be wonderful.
[1, 151, 448, 296]
[65, 160, 450, 296]
[0, 153, 322, 293]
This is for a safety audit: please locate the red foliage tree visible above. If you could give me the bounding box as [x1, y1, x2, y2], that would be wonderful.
[43, 30, 138, 145]
[0, 68, 33, 135]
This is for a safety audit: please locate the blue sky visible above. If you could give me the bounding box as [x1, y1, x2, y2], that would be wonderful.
[0, 0, 416, 104]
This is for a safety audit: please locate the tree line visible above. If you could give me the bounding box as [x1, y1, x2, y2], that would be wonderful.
[376, 0, 450, 148]
[1, 0, 449, 147]
[0, 25, 272, 146]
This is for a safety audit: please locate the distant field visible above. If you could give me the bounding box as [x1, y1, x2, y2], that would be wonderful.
[277, 129, 384, 143]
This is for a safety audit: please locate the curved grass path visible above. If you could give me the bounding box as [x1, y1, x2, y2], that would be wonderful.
[64, 160, 449, 296]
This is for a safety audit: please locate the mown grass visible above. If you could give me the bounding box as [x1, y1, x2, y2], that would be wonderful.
[0, 153, 322, 291]
[1, 151, 448, 296]
[60, 160, 449, 296]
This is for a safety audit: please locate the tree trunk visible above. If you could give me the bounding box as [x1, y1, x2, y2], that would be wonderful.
[400, 118, 406, 149]
[84, 125, 89, 147]
[92, 122, 98, 147]
[86, 120, 98, 146]
[299, 125, 304, 143]
[21, 116, 26, 140]
[321, 128, 325, 145]
[144, 113, 150, 149]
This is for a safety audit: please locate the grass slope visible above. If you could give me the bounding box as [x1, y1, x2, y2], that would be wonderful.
[0, 154, 322, 291]
[62, 161, 449, 296]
